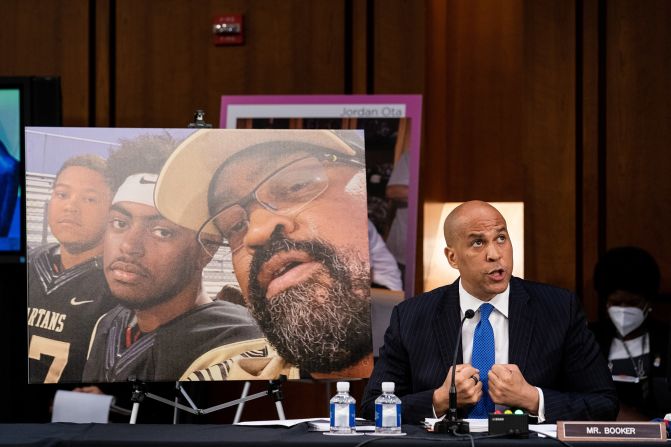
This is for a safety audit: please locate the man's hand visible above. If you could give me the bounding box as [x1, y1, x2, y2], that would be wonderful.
[488, 364, 539, 413]
[432, 364, 482, 416]
[72, 385, 104, 395]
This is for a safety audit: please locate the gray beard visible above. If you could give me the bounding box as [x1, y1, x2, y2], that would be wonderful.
[248, 235, 371, 373]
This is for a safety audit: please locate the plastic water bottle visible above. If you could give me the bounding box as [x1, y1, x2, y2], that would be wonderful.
[375, 381, 402, 434]
[329, 381, 356, 434]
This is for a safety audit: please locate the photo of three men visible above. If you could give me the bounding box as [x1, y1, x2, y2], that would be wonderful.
[26, 128, 373, 385]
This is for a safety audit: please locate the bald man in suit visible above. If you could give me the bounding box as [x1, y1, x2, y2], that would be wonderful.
[362, 200, 617, 423]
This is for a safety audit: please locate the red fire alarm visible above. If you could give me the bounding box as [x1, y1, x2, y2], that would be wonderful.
[212, 14, 244, 46]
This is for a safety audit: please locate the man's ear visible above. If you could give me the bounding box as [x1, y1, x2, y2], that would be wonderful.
[444, 246, 458, 269]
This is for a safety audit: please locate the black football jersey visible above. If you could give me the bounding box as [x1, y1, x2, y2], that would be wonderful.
[82, 300, 263, 382]
[27, 243, 115, 383]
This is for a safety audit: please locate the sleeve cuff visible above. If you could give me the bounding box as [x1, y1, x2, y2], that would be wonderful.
[432, 405, 446, 419]
[534, 387, 546, 423]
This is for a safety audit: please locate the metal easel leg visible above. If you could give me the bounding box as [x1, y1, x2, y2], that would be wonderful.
[129, 379, 145, 424]
[173, 381, 180, 424]
[130, 402, 140, 424]
[268, 377, 286, 421]
[233, 381, 251, 424]
[275, 400, 286, 420]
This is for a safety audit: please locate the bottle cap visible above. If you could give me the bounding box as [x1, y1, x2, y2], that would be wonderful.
[336, 382, 350, 392]
[381, 382, 395, 393]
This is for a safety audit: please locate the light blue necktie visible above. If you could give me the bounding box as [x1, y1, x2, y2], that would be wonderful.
[469, 303, 495, 418]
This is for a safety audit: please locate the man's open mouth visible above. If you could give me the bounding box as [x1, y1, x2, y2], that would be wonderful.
[487, 268, 506, 281]
[257, 251, 322, 298]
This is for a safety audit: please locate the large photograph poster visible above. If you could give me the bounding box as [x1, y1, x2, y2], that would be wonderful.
[221, 95, 422, 297]
[26, 127, 372, 384]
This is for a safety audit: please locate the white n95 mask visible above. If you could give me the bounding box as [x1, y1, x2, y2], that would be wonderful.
[608, 306, 647, 337]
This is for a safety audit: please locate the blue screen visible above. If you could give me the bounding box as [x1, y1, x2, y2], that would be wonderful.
[0, 88, 21, 251]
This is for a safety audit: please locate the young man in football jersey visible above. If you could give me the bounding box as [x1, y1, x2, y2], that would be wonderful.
[82, 134, 264, 383]
[27, 155, 116, 383]
[154, 130, 373, 379]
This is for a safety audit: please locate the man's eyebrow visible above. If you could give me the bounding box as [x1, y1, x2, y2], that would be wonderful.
[466, 227, 508, 239]
[109, 203, 165, 223]
[52, 182, 74, 190]
[53, 183, 105, 194]
[110, 203, 132, 217]
[466, 232, 485, 240]
[145, 214, 170, 224]
[83, 188, 104, 194]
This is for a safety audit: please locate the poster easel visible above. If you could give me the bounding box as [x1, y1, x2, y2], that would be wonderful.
[128, 377, 286, 424]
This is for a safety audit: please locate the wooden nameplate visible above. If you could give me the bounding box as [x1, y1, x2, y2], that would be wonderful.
[557, 421, 667, 442]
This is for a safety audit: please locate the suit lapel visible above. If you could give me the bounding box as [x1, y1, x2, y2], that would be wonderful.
[507, 277, 534, 373]
[433, 280, 463, 370]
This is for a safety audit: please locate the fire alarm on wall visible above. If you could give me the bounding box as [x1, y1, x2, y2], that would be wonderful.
[212, 14, 244, 46]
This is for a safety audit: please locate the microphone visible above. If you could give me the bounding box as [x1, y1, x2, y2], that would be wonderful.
[435, 308, 475, 434]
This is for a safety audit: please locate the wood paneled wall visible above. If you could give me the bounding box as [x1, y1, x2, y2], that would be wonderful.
[114, 0, 346, 127]
[605, 0, 671, 300]
[0, 0, 91, 125]
[2, 0, 671, 421]
[372, 0, 425, 94]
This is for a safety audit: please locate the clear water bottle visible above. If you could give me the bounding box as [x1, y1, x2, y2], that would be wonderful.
[329, 381, 356, 434]
[375, 381, 402, 434]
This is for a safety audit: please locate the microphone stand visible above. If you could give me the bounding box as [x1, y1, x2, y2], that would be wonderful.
[434, 309, 475, 435]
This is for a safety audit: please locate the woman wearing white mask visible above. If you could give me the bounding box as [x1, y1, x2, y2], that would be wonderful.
[590, 247, 670, 420]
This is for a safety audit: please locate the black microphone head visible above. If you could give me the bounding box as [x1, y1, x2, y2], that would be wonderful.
[464, 309, 475, 319]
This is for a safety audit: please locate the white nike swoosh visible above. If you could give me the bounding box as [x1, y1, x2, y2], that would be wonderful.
[70, 297, 95, 306]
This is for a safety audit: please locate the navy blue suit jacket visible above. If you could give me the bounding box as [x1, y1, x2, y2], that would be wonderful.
[362, 277, 618, 423]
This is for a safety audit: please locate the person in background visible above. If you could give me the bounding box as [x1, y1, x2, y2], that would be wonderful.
[385, 150, 409, 283]
[362, 200, 618, 423]
[590, 246, 670, 420]
[368, 219, 403, 291]
[27, 155, 115, 383]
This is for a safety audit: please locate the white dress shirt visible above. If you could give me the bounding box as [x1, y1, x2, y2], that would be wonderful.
[459, 281, 510, 366]
[454, 280, 546, 421]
